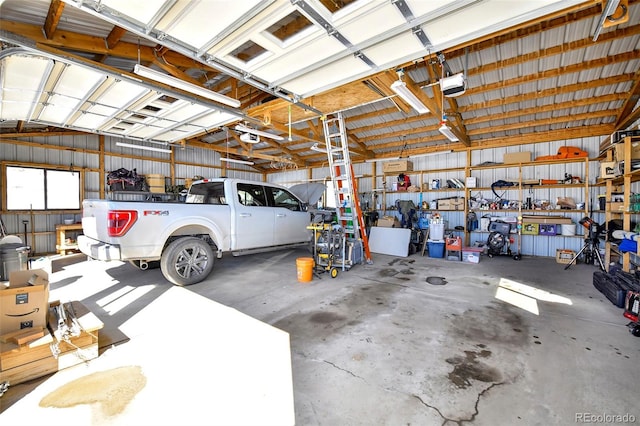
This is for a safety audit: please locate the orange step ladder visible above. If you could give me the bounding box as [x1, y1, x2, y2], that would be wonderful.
[321, 112, 372, 266]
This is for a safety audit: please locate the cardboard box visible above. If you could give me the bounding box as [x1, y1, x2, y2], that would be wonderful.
[556, 249, 576, 264]
[0, 270, 49, 335]
[437, 197, 464, 211]
[503, 151, 532, 164]
[146, 174, 166, 193]
[613, 141, 640, 161]
[609, 201, 625, 212]
[437, 199, 452, 210]
[539, 224, 558, 235]
[522, 223, 539, 235]
[600, 161, 618, 179]
[377, 216, 400, 227]
[451, 197, 465, 210]
[382, 160, 413, 173]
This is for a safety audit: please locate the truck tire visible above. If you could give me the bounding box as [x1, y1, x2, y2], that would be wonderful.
[160, 237, 214, 286]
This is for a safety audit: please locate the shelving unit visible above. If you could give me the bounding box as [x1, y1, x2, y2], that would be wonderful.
[466, 157, 593, 253]
[373, 153, 601, 257]
[603, 136, 640, 272]
[378, 167, 466, 228]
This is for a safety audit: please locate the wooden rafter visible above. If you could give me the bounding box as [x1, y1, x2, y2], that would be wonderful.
[43, 0, 65, 40]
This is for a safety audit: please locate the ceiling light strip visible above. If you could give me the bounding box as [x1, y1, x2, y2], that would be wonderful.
[365, 157, 400, 163]
[61, 1, 323, 115]
[221, 158, 255, 166]
[235, 124, 284, 140]
[134, 64, 240, 108]
[116, 141, 172, 153]
[390, 80, 429, 114]
[409, 150, 453, 158]
[438, 124, 459, 142]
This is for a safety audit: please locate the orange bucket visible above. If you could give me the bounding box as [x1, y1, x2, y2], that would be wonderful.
[296, 257, 314, 283]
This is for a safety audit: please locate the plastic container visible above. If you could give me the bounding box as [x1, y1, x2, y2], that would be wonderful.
[430, 223, 445, 240]
[561, 224, 576, 236]
[462, 247, 483, 263]
[0, 243, 29, 281]
[427, 240, 445, 258]
[296, 257, 314, 283]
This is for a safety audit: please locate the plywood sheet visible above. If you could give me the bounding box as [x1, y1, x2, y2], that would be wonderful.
[368, 226, 411, 257]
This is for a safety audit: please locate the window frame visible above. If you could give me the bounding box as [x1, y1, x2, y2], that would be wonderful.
[2, 162, 84, 212]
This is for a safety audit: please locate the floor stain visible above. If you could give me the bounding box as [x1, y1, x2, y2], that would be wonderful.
[446, 350, 501, 389]
[379, 268, 398, 278]
[39, 366, 146, 418]
[309, 311, 346, 324]
[426, 276, 447, 286]
[448, 303, 529, 346]
[273, 283, 405, 341]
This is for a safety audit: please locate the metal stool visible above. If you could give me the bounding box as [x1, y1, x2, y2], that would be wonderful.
[445, 236, 462, 261]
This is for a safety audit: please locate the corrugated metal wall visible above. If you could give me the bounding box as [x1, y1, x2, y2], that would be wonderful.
[1, 133, 637, 257]
[267, 136, 638, 258]
[0, 135, 262, 254]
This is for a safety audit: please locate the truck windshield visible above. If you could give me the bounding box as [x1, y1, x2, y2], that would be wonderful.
[185, 182, 226, 204]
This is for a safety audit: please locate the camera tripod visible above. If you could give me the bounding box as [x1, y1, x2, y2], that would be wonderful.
[564, 231, 605, 271]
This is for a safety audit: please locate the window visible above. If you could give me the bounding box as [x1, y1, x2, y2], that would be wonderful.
[185, 181, 226, 204]
[237, 183, 267, 207]
[5, 166, 80, 210]
[266, 10, 314, 43]
[268, 187, 302, 211]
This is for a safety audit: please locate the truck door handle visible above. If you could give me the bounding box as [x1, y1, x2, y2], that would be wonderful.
[240, 213, 251, 217]
[276, 213, 286, 217]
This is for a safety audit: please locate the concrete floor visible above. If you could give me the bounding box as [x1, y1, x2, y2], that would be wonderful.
[1, 248, 639, 425]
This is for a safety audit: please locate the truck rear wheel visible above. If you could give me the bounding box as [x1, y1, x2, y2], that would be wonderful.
[160, 237, 214, 286]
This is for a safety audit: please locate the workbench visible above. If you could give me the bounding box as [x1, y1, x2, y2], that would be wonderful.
[55, 223, 83, 255]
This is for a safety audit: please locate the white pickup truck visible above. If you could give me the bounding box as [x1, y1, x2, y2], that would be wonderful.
[78, 178, 313, 286]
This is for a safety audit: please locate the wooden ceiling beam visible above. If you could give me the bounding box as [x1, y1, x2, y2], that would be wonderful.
[105, 26, 127, 49]
[188, 140, 301, 166]
[458, 74, 632, 113]
[615, 68, 640, 130]
[468, 124, 614, 150]
[0, 20, 227, 76]
[465, 93, 627, 126]
[43, 0, 65, 40]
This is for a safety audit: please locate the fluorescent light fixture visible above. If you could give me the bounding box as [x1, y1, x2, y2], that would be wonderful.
[235, 124, 284, 141]
[438, 123, 459, 142]
[592, 0, 620, 41]
[134, 64, 241, 108]
[390, 80, 429, 114]
[221, 158, 254, 166]
[409, 150, 454, 158]
[116, 141, 172, 153]
[310, 143, 325, 152]
[365, 156, 400, 163]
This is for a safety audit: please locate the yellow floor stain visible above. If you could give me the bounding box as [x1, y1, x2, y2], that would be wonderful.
[39, 366, 146, 418]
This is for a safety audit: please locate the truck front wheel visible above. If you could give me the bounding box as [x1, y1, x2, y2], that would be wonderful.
[160, 237, 215, 286]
